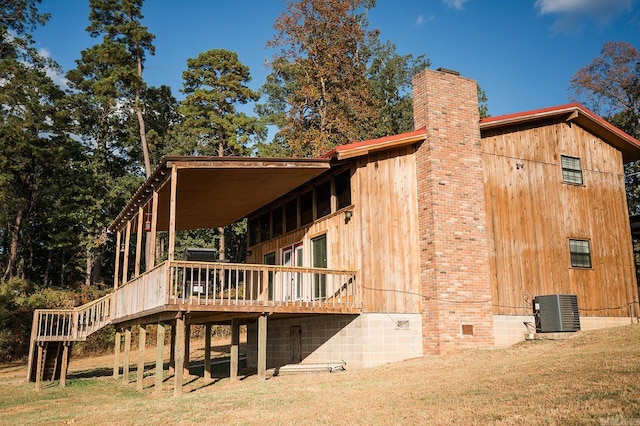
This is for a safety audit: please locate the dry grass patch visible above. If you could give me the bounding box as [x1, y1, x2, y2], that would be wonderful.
[1, 325, 639, 425]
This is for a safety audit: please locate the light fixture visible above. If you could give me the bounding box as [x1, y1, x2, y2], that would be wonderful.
[120, 242, 126, 253]
[246, 250, 252, 257]
[344, 210, 353, 223]
[144, 208, 151, 232]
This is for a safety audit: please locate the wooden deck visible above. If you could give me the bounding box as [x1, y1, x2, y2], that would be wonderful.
[30, 261, 360, 345]
[27, 261, 360, 388]
[113, 260, 361, 323]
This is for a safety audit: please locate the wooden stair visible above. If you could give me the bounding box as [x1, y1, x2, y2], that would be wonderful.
[28, 341, 69, 383]
[27, 293, 113, 386]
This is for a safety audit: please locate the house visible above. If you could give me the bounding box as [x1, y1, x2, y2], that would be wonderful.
[27, 68, 640, 392]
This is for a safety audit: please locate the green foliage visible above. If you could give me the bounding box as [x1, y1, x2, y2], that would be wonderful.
[366, 38, 430, 137]
[0, 278, 75, 362]
[260, 0, 380, 157]
[178, 49, 265, 156]
[83, 0, 156, 177]
[258, 0, 431, 157]
[478, 84, 489, 119]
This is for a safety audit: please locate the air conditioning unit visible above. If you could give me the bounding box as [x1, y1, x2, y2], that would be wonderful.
[533, 294, 580, 333]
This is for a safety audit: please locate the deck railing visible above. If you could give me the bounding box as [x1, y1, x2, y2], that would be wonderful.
[169, 261, 360, 309]
[32, 292, 113, 342]
[112, 260, 360, 321]
[113, 261, 169, 319]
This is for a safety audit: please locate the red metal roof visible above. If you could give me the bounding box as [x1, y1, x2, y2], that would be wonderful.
[322, 127, 427, 160]
[480, 103, 640, 162]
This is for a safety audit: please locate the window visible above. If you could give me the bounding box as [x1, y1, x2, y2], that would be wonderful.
[285, 199, 297, 233]
[561, 155, 583, 185]
[264, 252, 276, 301]
[272, 206, 283, 238]
[248, 218, 259, 246]
[569, 239, 592, 268]
[300, 190, 313, 226]
[312, 234, 327, 299]
[335, 170, 351, 210]
[260, 212, 270, 242]
[315, 180, 331, 219]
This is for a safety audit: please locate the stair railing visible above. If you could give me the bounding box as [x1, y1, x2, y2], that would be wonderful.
[32, 292, 113, 342]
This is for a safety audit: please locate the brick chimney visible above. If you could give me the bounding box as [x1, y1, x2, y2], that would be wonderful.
[412, 68, 494, 354]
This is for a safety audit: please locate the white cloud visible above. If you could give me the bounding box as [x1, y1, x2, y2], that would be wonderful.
[38, 47, 70, 89]
[415, 14, 435, 25]
[535, 0, 632, 15]
[442, 0, 470, 10]
[535, 0, 634, 31]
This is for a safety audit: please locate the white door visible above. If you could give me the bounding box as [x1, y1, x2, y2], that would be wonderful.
[282, 243, 303, 300]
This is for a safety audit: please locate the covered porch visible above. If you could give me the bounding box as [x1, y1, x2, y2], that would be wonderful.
[108, 156, 361, 394]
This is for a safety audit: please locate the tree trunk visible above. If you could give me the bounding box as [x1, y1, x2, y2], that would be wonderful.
[43, 251, 51, 287]
[85, 246, 92, 287]
[2, 202, 27, 281]
[133, 43, 152, 178]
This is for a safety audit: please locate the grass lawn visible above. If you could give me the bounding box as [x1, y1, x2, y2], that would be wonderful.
[1, 325, 639, 425]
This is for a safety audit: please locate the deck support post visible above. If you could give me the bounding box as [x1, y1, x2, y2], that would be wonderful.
[114, 231, 121, 289]
[113, 330, 121, 379]
[148, 190, 158, 270]
[184, 324, 190, 376]
[230, 319, 240, 381]
[174, 314, 185, 396]
[169, 324, 175, 374]
[60, 342, 69, 388]
[123, 327, 131, 385]
[258, 314, 267, 381]
[204, 323, 212, 380]
[35, 342, 43, 390]
[122, 221, 131, 285]
[168, 165, 177, 261]
[155, 322, 165, 393]
[136, 325, 146, 391]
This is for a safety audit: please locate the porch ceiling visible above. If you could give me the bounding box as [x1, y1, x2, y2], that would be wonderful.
[110, 156, 331, 232]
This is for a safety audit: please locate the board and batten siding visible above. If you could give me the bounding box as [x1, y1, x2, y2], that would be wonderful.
[352, 146, 422, 314]
[246, 145, 422, 314]
[482, 119, 638, 317]
[246, 208, 359, 273]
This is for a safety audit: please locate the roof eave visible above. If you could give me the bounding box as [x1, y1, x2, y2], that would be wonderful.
[480, 104, 640, 163]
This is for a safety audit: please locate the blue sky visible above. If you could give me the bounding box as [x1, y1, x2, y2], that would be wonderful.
[33, 0, 640, 119]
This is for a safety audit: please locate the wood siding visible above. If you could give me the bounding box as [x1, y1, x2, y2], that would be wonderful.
[246, 145, 422, 314]
[353, 146, 421, 313]
[482, 120, 638, 317]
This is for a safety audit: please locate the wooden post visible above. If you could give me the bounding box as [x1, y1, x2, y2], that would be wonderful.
[258, 314, 267, 381]
[113, 330, 121, 379]
[169, 324, 176, 374]
[26, 309, 39, 382]
[114, 231, 121, 289]
[135, 206, 143, 277]
[168, 165, 177, 261]
[184, 324, 190, 376]
[122, 221, 131, 285]
[204, 323, 212, 380]
[136, 325, 146, 391]
[35, 343, 43, 391]
[230, 319, 240, 381]
[149, 190, 158, 269]
[123, 327, 131, 385]
[60, 342, 69, 388]
[155, 322, 165, 393]
[174, 315, 185, 396]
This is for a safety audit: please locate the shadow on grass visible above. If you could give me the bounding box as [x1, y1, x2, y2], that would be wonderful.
[67, 356, 251, 383]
